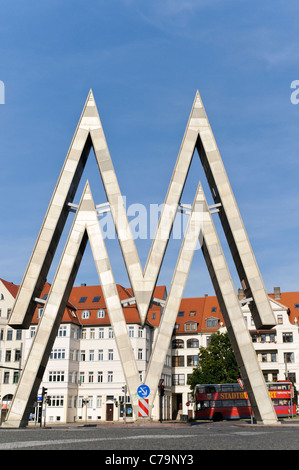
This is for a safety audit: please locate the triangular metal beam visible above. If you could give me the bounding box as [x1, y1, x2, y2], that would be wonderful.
[9, 90, 276, 330]
[4, 180, 205, 426]
[5, 90, 278, 427]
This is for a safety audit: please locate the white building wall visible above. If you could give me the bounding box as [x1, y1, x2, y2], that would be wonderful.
[1, 282, 299, 424]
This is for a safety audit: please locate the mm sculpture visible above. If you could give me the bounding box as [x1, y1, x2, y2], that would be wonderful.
[4, 90, 278, 427]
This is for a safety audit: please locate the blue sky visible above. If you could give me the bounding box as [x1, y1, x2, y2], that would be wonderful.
[1, 0, 299, 298]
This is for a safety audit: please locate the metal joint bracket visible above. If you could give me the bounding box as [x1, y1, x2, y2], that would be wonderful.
[178, 203, 192, 215]
[33, 297, 46, 305]
[240, 297, 253, 305]
[96, 202, 111, 215]
[68, 203, 79, 213]
[208, 202, 222, 214]
[120, 297, 136, 307]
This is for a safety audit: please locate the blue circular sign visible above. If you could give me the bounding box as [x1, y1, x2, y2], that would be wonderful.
[137, 384, 150, 398]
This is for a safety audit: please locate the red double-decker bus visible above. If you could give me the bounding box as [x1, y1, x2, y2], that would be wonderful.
[194, 381, 296, 421]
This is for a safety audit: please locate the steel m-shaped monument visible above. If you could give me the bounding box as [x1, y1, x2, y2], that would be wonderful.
[4, 90, 279, 427]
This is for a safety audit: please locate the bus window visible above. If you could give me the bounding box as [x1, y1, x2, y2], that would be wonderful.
[197, 400, 209, 410]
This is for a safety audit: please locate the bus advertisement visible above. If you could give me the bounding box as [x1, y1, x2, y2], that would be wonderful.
[194, 381, 296, 421]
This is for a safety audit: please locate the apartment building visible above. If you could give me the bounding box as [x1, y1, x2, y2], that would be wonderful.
[171, 288, 299, 418]
[1, 278, 299, 424]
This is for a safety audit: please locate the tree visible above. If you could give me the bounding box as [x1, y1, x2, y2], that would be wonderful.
[187, 332, 239, 393]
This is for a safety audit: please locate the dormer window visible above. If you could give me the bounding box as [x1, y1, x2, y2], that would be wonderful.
[81, 310, 90, 319]
[206, 317, 219, 328]
[97, 309, 106, 318]
[184, 321, 197, 331]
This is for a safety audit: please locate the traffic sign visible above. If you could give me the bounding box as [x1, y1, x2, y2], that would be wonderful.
[138, 398, 149, 417]
[137, 384, 150, 398]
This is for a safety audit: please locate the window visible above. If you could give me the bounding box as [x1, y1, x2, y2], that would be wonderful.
[16, 330, 22, 340]
[277, 315, 283, 324]
[211, 307, 217, 312]
[48, 396, 64, 407]
[138, 349, 143, 360]
[3, 372, 9, 384]
[93, 296, 100, 302]
[13, 371, 19, 383]
[295, 304, 299, 309]
[108, 349, 114, 360]
[172, 374, 185, 385]
[88, 372, 94, 383]
[50, 348, 66, 359]
[6, 330, 12, 341]
[97, 309, 105, 318]
[271, 353, 277, 362]
[99, 328, 104, 339]
[261, 353, 268, 362]
[30, 327, 36, 338]
[284, 352, 295, 363]
[89, 350, 95, 361]
[96, 395, 102, 407]
[5, 350, 11, 362]
[187, 355, 199, 366]
[187, 338, 199, 348]
[178, 311, 184, 317]
[98, 349, 103, 361]
[97, 372, 103, 383]
[189, 311, 196, 317]
[90, 328, 95, 339]
[107, 371, 113, 383]
[79, 297, 87, 303]
[283, 333, 293, 343]
[82, 310, 90, 319]
[172, 356, 184, 367]
[57, 326, 67, 337]
[129, 326, 134, 337]
[138, 327, 143, 338]
[206, 317, 219, 328]
[108, 328, 113, 338]
[172, 339, 184, 349]
[49, 371, 65, 382]
[80, 350, 86, 361]
[184, 322, 197, 331]
[14, 349, 21, 361]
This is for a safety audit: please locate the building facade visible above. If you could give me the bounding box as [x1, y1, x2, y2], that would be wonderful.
[1, 278, 299, 424]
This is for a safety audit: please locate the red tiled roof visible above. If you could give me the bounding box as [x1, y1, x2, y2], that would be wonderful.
[0, 279, 19, 298]
[31, 283, 167, 327]
[173, 296, 225, 334]
[268, 292, 299, 324]
[2, 276, 298, 329]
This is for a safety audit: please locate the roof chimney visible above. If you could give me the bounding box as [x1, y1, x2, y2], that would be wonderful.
[81, 283, 86, 287]
[274, 287, 280, 300]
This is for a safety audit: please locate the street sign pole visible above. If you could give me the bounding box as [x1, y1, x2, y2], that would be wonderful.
[122, 384, 127, 423]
